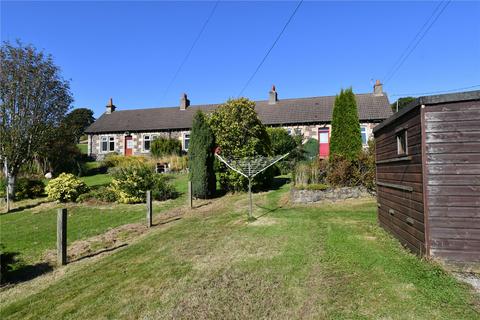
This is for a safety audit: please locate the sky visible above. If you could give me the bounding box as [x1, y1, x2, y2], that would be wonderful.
[2, 1, 479, 117]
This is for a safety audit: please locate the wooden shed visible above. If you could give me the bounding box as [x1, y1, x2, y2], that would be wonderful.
[373, 90, 480, 271]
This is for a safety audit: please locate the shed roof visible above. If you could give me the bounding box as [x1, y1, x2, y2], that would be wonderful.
[373, 90, 480, 134]
[85, 93, 392, 134]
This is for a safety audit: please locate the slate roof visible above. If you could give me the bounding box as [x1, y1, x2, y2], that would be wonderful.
[85, 93, 392, 134]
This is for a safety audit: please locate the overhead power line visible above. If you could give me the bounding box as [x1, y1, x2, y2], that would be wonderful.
[390, 84, 480, 98]
[383, 0, 451, 85]
[161, 0, 220, 103]
[238, 0, 304, 97]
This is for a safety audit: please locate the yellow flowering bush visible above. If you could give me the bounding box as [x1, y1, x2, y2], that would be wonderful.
[45, 173, 88, 202]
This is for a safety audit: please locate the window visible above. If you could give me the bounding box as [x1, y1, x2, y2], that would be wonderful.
[143, 134, 158, 152]
[361, 127, 368, 145]
[396, 130, 408, 155]
[183, 133, 190, 151]
[286, 128, 292, 135]
[101, 136, 115, 153]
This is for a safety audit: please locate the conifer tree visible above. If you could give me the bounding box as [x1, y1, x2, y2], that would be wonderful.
[188, 111, 216, 198]
[329, 88, 362, 160]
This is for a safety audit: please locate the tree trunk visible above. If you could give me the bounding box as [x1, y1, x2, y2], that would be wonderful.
[7, 172, 15, 200]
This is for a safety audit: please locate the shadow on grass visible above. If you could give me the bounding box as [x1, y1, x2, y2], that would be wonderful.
[1, 250, 53, 286]
[1, 199, 49, 215]
[152, 216, 182, 227]
[70, 243, 129, 263]
[254, 204, 284, 219]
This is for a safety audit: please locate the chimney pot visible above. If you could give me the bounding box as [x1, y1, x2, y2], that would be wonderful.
[106, 98, 116, 114]
[180, 93, 190, 110]
[373, 80, 383, 96]
[269, 85, 278, 104]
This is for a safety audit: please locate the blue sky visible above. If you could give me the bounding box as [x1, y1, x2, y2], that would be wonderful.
[2, 1, 479, 117]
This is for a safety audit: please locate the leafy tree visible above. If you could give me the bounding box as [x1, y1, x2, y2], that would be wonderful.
[150, 137, 181, 158]
[63, 108, 95, 142]
[391, 97, 416, 112]
[266, 127, 303, 174]
[0, 41, 72, 201]
[188, 111, 216, 198]
[303, 138, 319, 160]
[209, 98, 272, 191]
[329, 88, 362, 160]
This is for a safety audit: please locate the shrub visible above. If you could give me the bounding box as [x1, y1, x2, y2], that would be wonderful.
[326, 155, 360, 187]
[102, 154, 149, 168]
[0, 177, 6, 198]
[189, 111, 216, 198]
[76, 186, 117, 203]
[109, 164, 176, 203]
[157, 155, 188, 173]
[150, 137, 182, 158]
[295, 183, 329, 191]
[267, 127, 304, 174]
[330, 88, 362, 160]
[45, 173, 88, 202]
[293, 159, 328, 186]
[209, 98, 272, 191]
[303, 138, 319, 160]
[357, 139, 376, 190]
[14, 178, 45, 199]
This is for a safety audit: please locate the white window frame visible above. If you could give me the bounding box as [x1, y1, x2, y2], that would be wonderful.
[142, 134, 158, 152]
[183, 133, 190, 151]
[100, 135, 116, 153]
[361, 126, 368, 145]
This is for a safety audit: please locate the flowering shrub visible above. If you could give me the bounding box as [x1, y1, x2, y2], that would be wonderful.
[108, 164, 176, 204]
[45, 173, 88, 202]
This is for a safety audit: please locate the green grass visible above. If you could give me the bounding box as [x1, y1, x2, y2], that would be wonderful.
[76, 143, 88, 154]
[1, 180, 478, 319]
[0, 173, 188, 266]
[79, 173, 112, 187]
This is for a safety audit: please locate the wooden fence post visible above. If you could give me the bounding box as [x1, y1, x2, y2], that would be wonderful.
[146, 190, 152, 227]
[188, 181, 193, 209]
[57, 208, 67, 266]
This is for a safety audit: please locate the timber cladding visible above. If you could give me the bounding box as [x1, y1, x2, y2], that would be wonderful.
[374, 90, 480, 271]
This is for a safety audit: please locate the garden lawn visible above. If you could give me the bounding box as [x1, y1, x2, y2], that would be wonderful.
[0, 174, 188, 267]
[1, 181, 478, 319]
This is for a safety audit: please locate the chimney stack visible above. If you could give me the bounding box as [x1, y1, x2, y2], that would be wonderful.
[180, 93, 190, 110]
[269, 85, 278, 104]
[105, 98, 116, 114]
[373, 80, 383, 96]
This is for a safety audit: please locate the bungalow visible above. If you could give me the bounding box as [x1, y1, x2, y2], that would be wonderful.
[85, 81, 392, 159]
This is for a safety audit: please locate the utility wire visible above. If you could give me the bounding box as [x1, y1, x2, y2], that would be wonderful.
[161, 0, 220, 103]
[238, 0, 303, 97]
[383, 0, 451, 85]
[390, 84, 480, 97]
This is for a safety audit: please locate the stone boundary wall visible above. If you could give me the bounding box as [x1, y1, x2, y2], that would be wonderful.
[291, 186, 374, 203]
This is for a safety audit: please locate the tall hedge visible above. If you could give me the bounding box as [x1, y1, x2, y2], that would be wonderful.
[209, 98, 272, 191]
[329, 88, 362, 160]
[150, 137, 181, 158]
[188, 111, 216, 198]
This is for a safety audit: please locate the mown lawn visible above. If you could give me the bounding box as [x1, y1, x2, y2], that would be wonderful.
[1, 182, 478, 319]
[0, 173, 188, 266]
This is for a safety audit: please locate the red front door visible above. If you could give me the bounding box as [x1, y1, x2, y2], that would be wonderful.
[124, 136, 133, 156]
[318, 128, 330, 158]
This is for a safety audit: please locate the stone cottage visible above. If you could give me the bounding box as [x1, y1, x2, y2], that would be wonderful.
[85, 81, 392, 159]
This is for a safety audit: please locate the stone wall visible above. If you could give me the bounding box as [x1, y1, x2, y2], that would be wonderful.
[291, 186, 373, 203]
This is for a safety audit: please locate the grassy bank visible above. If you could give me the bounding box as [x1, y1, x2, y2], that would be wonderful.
[1, 181, 478, 319]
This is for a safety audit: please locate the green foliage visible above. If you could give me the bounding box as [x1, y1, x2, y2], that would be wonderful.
[267, 127, 304, 174]
[150, 137, 182, 158]
[63, 108, 95, 143]
[102, 154, 150, 168]
[295, 183, 329, 191]
[45, 173, 89, 202]
[108, 164, 176, 204]
[391, 96, 416, 112]
[330, 88, 362, 160]
[157, 155, 188, 173]
[293, 159, 328, 186]
[0, 177, 6, 198]
[14, 178, 45, 199]
[209, 98, 272, 191]
[76, 186, 117, 203]
[188, 111, 216, 198]
[303, 138, 319, 160]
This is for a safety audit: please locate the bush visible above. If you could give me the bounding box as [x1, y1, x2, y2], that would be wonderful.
[0, 177, 6, 199]
[45, 173, 89, 202]
[76, 186, 117, 203]
[293, 159, 328, 186]
[326, 155, 360, 187]
[357, 139, 376, 190]
[209, 98, 272, 191]
[330, 88, 362, 160]
[102, 154, 149, 168]
[109, 164, 176, 203]
[303, 138, 319, 160]
[157, 155, 188, 173]
[150, 137, 182, 158]
[15, 178, 45, 199]
[189, 111, 216, 198]
[267, 127, 304, 174]
[295, 183, 329, 191]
